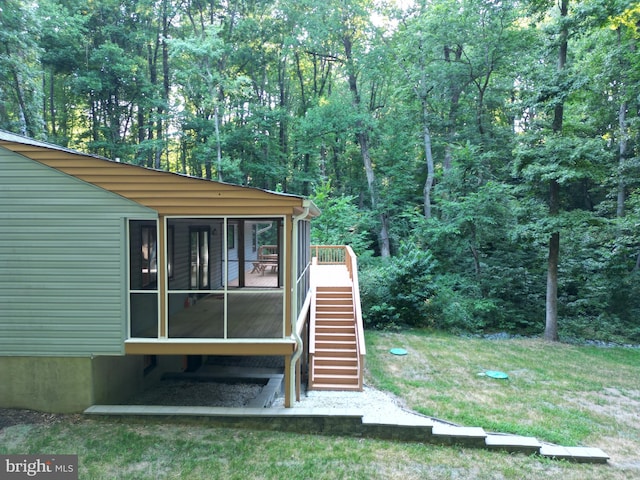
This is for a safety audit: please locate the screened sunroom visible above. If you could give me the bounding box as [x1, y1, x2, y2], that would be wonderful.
[128, 216, 312, 342]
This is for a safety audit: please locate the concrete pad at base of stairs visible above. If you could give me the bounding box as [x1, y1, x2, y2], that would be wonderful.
[540, 444, 610, 464]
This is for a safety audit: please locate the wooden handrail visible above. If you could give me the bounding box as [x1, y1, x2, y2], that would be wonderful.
[308, 285, 317, 386]
[345, 246, 365, 389]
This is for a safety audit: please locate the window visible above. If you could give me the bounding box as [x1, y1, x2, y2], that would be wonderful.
[252, 224, 258, 252]
[129, 220, 159, 338]
[190, 227, 210, 289]
[227, 224, 235, 249]
[167, 226, 174, 279]
[141, 225, 157, 289]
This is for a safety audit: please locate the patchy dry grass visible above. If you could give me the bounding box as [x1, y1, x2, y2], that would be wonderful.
[0, 419, 636, 479]
[1, 330, 638, 479]
[365, 330, 640, 476]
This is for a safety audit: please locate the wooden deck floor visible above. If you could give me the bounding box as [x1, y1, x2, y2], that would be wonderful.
[228, 269, 279, 288]
[311, 264, 352, 287]
[135, 265, 350, 341]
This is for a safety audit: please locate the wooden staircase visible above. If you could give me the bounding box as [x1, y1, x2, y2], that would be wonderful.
[309, 285, 362, 391]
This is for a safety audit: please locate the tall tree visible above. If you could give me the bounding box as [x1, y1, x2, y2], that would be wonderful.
[390, 0, 525, 218]
[514, 0, 622, 340]
[340, 7, 391, 257]
[0, 0, 44, 137]
[545, 0, 569, 341]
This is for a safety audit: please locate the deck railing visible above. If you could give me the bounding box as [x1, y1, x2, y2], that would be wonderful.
[344, 246, 366, 390]
[312, 245, 347, 265]
[310, 245, 366, 389]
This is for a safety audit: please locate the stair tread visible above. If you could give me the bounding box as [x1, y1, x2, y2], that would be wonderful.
[314, 370, 359, 377]
[314, 363, 358, 369]
[314, 371, 360, 377]
[316, 348, 358, 358]
[316, 329, 356, 333]
[316, 331, 355, 334]
[316, 332, 356, 337]
[315, 326, 356, 331]
[309, 385, 361, 391]
[316, 346, 356, 353]
[316, 340, 357, 345]
[316, 331, 356, 343]
[316, 318, 354, 322]
[313, 362, 358, 369]
[314, 356, 358, 362]
[314, 351, 358, 358]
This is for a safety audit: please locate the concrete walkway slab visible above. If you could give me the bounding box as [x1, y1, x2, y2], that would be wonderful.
[485, 433, 542, 454]
[540, 445, 610, 464]
[84, 402, 609, 464]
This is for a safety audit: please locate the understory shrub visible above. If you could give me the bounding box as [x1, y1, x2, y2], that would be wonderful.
[427, 275, 497, 333]
[360, 244, 436, 329]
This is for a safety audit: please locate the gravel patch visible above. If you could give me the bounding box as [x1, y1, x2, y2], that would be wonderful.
[126, 378, 431, 423]
[126, 380, 265, 407]
[0, 382, 437, 428]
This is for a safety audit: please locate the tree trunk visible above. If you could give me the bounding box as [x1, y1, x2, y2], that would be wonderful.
[155, 0, 171, 171]
[443, 45, 463, 174]
[11, 68, 30, 137]
[545, 0, 568, 342]
[357, 130, 391, 257]
[214, 103, 223, 181]
[342, 32, 390, 257]
[423, 109, 435, 219]
[616, 101, 628, 218]
[49, 68, 56, 136]
[546, 231, 560, 341]
[544, 180, 560, 342]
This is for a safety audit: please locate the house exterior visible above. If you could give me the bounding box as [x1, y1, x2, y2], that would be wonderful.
[0, 130, 321, 412]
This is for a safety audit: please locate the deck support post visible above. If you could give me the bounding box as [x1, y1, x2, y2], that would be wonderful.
[284, 354, 292, 407]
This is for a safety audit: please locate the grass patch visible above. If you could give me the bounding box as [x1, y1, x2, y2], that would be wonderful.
[366, 330, 640, 453]
[1, 330, 639, 478]
[0, 420, 632, 479]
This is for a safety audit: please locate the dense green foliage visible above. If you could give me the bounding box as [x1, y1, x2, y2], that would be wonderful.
[360, 243, 436, 330]
[1, 0, 639, 341]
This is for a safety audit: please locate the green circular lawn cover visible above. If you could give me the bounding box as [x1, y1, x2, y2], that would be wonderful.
[389, 348, 408, 356]
[485, 370, 509, 379]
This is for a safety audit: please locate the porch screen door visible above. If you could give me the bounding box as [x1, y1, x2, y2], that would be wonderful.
[190, 227, 210, 289]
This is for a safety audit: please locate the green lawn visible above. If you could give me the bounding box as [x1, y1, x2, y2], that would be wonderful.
[366, 331, 640, 465]
[1, 331, 639, 479]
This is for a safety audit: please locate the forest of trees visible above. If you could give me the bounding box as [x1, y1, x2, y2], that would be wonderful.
[1, 0, 639, 342]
